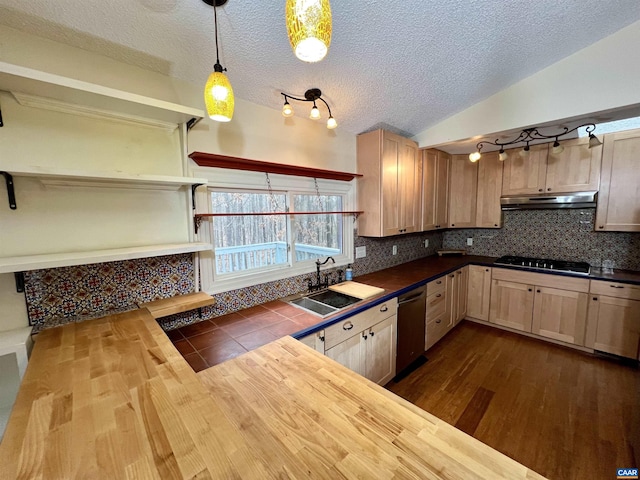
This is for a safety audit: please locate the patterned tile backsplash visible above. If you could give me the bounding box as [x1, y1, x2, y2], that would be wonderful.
[442, 209, 640, 271]
[23, 211, 640, 332]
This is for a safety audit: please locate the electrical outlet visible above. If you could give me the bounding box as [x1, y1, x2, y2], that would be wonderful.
[467, 237, 473, 246]
[392, 245, 398, 255]
[355, 246, 367, 258]
[424, 239, 429, 248]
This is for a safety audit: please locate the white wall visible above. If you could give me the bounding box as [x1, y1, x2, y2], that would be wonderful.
[413, 20, 640, 148]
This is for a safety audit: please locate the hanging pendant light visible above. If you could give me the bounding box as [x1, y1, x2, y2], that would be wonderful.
[286, 0, 332, 63]
[203, 0, 234, 122]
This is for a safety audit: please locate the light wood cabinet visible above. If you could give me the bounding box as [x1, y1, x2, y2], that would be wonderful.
[323, 299, 398, 385]
[357, 129, 421, 237]
[595, 128, 640, 232]
[467, 265, 492, 321]
[585, 280, 640, 360]
[448, 155, 478, 228]
[475, 152, 503, 228]
[298, 330, 325, 352]
[489, 268, 589, 343]
[425, 269, 468, 349]
[531, 287, 588, 345]
[501, 139, 601, 195]
[420, 149, 449, 230]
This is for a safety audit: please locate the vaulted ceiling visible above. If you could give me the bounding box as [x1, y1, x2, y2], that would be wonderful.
[1, 1, 640, 138]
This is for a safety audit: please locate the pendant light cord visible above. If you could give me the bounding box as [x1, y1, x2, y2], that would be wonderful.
[213, 2, 225, 72]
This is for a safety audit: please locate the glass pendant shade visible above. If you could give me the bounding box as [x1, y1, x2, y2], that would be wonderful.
[468, 151, 481, 162]
[205, 70, 234, 122]
[326, 116, 337, 129]
[309, 104, 321, 119]
[498, 150, 508, 161]
[551, 141, 564, 155]
[286, 0, 332, 63]
[282, 101, 294, 117]
[588, 133, 603, 148]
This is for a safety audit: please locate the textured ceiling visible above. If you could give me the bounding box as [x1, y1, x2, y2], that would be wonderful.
[1, 1, 640, 139]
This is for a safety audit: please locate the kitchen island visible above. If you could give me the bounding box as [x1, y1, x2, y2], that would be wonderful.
[0, 307, 546, 479]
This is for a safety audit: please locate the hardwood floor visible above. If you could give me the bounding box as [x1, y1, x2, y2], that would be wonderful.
[387, 321, 640, 480]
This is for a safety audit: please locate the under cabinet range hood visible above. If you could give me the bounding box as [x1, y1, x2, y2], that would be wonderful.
[500, 191, 597, 210]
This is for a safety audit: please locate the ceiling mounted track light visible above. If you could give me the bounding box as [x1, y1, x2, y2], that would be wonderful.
[203, 0, 235, 122]
[468, 123, 602, 162]
[286, 0, 332, 63]
[281, 88, 337, 129]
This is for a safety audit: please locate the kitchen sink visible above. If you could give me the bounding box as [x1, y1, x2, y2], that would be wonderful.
[288, 290, 362, 317]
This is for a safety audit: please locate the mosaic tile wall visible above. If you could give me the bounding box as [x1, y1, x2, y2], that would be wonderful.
[24, 254, 194, 332]
[442, 209, 640, 271]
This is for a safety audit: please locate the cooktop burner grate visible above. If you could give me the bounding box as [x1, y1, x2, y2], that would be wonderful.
[494, 256, 591, 275]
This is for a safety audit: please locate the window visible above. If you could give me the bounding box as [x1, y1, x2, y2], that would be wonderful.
[196, 168, 354, 294]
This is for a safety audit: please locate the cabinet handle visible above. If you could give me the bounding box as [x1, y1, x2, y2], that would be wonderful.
[362, 332, 368, 340]
[536, 289, 541, 293]
[436, 280, 442, 285]
[485, 269, 489, 272]
[449, 274, 455, 278]
[598, 225, 604, 229]
[436, 293, 442, 298]
[343, 322, 354, 331]
[538, 189, 543, 192]
[319, 335, 325, 342]
[370, 330, 375, 337]
[610, 285, 624, 289]
[380, 305, 388, 312]
[494, 224, 498, 227]
[457, 271, 462, 275]
[593, 297, 598, 301]
[436, 319, 442, 324]
[547, 188, 551, 191]
[451, 224, 455, 227]
[528, 288, 533, 292]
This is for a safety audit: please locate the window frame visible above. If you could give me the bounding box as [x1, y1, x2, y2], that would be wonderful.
[193, 167, 355, 294]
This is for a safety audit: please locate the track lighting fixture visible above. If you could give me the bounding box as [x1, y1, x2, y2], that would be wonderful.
[281, 88, 337, 129]
[468, 123, 602, 162]
[286, 0, 332, 63]
[203, 0, 234, 122]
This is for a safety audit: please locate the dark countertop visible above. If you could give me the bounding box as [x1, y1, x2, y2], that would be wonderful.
[289, 254, 640, 339]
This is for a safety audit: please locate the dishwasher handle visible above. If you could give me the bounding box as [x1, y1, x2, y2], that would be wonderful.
[398, 291, 425, 305]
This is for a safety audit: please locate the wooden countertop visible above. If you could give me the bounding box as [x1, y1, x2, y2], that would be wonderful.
[0, 307, 547, 479]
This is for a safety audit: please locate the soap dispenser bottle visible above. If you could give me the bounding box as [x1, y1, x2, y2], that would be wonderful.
[345, 265, 353, 281]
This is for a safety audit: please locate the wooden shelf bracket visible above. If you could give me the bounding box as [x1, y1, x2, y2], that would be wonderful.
[1, 171, 16, 209]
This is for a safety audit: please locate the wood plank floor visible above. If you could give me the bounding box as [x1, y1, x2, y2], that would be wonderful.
[387, 321, 640, 480]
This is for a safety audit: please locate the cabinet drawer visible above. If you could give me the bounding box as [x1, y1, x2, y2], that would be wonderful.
[426, 291, 447, 319]
[492, 268, 589, 292]
[324, 299, 397, 350]
[590, 280, 640, 301]
[426, 276, 446, 295]
[426, 314, 449, 350]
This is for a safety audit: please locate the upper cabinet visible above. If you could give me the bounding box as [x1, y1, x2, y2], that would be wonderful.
[420, 149, 449, 230]
[448, 155, 478, 228]
[502, 138, 602, 195]
[595, 128, 640, 232]
[357, 130, 420, 237]
[475, 152, 503, 228]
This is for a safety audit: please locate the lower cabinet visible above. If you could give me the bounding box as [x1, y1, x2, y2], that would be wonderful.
[425, 268, 468, 350]
[585, 280, 640, 359]
[467, 265, 492, 321]
[489, 268, 589, 345]
[300, 299, 398, 386]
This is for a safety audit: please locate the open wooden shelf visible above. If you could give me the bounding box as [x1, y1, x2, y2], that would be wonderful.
[3, 165, 207, 190]
[195, 211, 363, 217]
[0, 61, 204, 128]
[189, 152, 362, 182]
[0, 243, 212, 273]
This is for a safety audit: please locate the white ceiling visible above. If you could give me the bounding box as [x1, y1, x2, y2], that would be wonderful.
[1, 0, 640, 140]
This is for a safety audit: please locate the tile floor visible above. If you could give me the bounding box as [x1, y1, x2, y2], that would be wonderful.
[168, 300, 322, 372]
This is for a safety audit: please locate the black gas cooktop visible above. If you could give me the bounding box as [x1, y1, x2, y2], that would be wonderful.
[494, 256, 591, 275]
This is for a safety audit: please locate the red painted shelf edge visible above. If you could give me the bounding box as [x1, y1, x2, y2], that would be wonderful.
[189, 152, 362, 182]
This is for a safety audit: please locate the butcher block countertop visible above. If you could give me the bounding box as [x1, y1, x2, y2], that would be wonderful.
[0, 307, 547, 479]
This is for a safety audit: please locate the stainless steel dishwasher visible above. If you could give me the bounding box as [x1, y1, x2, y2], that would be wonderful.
[396, 286, 427, 376]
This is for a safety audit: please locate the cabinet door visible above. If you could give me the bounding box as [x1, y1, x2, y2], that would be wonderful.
[545, 137, 601, 193]
[595, 129, 640, 232]
[298, 330, 325, 352]
[448, 155, 478, 228]
[399, 138, 420, 234]
[531, 287, 588, 345]
[364, 316, 397, 385]
[455, 267, 468, 324]
[435, 151, 450, 229]
[489, 279, 534, 332]
[325, 333, 365, 376]
[501, 144, 548, 195]
[585, 296, 640, 360]
[421, 149, 438, 231]
[475, 152, 503, 228]
[381, 132, 403, 236]
[467, 266, 492, 321]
